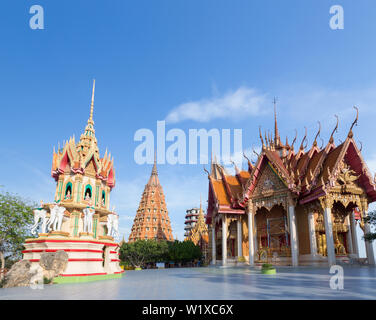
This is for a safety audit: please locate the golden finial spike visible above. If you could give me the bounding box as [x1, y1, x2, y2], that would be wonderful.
[89, 79, 96, 123]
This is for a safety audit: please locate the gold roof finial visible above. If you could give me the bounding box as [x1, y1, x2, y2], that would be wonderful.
[259, 126, 265, 150]
[329, 115, 339, 144]
[348, 106, 359, 138]
[313, 121, 321, 147]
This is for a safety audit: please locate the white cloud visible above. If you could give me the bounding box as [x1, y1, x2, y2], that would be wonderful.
[165, 86, 269, 123]
[366, 154, 376, 176]
[280, 84, 376, 125]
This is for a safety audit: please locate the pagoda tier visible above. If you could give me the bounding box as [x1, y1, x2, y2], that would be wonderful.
[129, 159, 174, 242]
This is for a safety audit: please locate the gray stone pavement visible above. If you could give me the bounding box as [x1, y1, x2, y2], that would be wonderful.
[1, 266, 376, 300]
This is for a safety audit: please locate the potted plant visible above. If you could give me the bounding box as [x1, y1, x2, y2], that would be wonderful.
[237, 256, 246, 264]
[261, 263, 276, 275]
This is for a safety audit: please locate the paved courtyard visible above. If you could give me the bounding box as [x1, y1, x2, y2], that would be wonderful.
[1, 266, 376, 300]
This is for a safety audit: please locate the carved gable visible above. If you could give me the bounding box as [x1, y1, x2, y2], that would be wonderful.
[253, 162, 287, 198]
[85, 158, 97, 177]
[332, 160, 364, 195]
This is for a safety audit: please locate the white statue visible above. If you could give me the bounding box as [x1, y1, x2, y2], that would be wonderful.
[83, 202, 95, 233]
[112, 214, 119, 239]
[47, 201, 66, 232]
[106, 207, 119, 238]
[107, 213, 114, 237]
[31, 201, 48, 235]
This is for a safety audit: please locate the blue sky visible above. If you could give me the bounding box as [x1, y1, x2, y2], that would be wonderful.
[1, 1, 376, 256]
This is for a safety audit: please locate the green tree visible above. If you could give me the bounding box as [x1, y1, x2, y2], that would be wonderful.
[119, 240, 169, 268]
[0, 190, 35, 278]
[167, 240, 202, 264]
[119, 239, 202, 268]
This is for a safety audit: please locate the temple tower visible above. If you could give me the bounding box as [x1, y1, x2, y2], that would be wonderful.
[23, 80, 123, 282]
[129, 158, 174, 242]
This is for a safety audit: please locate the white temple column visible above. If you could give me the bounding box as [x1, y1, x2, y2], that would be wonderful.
[323, 204, 336, 266]
[361, 200, 375, 265]
[308, 212, 317, 256]
[237, 218, 242, 258]
[288, 203, 298, 267]
[350, 211, 359, 258]
[222, 215, 227, 266]
[248, 204, 255, 266]
[345, 215, 353, 255]
[211, 226, 216, 265]
[364, 222, 375, 265]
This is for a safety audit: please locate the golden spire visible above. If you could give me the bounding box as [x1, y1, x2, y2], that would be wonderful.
[89, 79, 96, 124]
[274, 97, 280, 146]
[83, 79, 96, 137]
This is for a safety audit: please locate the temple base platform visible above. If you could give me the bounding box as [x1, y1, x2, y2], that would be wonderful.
[22, 234, 124, 282]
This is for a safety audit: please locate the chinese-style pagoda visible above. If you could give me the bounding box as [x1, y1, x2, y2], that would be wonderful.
[186, 198, 209, 263]
[206, 105, 376, 267]
[129, 157, 174, 242]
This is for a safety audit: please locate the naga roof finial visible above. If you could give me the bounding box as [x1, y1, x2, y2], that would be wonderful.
[259, 126, 265, 149]
[313, 121, 321, 147]
[291, 129, 297, 151]
[348, 106, 359, 138]
[329, 115, 339, 144]
[300, 127, 307, 150]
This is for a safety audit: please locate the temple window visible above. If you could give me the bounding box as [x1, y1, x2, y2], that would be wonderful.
[64, 182, 73, 200]
[84, 185, 92, 201]
[101, 190, 106, 206]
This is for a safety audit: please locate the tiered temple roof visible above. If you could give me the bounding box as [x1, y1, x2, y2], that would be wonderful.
[206, 106, 376, 224]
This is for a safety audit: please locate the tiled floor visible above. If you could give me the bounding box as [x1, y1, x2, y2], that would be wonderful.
[1, 266, 376, 300]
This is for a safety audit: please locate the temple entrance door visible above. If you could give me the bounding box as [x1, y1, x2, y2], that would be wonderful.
[255, 205, 290, 262]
